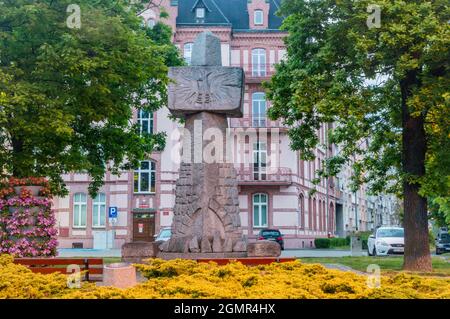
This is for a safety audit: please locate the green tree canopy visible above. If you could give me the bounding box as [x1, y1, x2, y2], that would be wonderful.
[0, 0, 181, 195]
[266, 0, 449, 271]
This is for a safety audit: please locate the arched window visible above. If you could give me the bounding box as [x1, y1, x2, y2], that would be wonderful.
[134, 161, 156, 193]
[253, 193, 268, 228]
[252, 92, 266, 127]
[308, 197, 312, 230]
[299, 195, 305, 229]
[184, 43, 193, 65]
[92, 193, 106, 228]
[323, 201, 327, 233]
[252, 48, 266, 76]
[147, 18, 156, 29]
[313, 198, 317, 230]
[254, 10, 263, 25]
[318, 200, 323, 231]
[329, 203, 334, 234]
[138, 110, 154, 135]
[73, 193, 87, 228]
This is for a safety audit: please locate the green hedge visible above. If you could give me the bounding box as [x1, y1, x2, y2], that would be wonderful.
[314, 238, 330, 248]
[314, 237, 351, 249]
[314, 234, 371, 250]
[362, 239, 368, 250]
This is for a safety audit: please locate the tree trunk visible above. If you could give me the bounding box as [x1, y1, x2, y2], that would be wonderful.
[401, 73, 432, 272]
[11, 135, 25, 178]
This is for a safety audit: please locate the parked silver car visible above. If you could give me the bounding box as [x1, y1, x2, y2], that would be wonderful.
[154, 227, 171, 242]
[436, 231, 450, 255]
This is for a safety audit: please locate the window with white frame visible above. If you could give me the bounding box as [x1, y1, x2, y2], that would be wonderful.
[252, 92, 266, 127]
[138, 110, 154, 135]
[253, 193, 268, 227]
[196, 7, 205, 19]
[254, 10, 263, 25]
[147, 18, 156, 29]
[73, 193, 87, 228]
[184, 43, 193, 65]
[92, 193, 106, 228]
[253, 142, 267, 180]
[134, 161, 156, 193]
[252, 48, 266, 76]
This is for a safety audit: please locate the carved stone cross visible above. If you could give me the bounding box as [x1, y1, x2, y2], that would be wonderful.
[161, 31, 247, 255]
[168, 31, 244, 118]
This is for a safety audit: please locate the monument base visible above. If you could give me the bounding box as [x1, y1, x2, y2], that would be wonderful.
[247, 240, 281, 257]
[122, 241, 160, 263]
[157, 252, 248, 260]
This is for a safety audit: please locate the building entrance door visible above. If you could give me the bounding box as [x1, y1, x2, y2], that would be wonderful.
[132, 212, 155, 242]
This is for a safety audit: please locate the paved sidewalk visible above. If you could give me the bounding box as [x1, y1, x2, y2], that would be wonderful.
[57, 248, 121, 258]
[322, 263, 366, 275]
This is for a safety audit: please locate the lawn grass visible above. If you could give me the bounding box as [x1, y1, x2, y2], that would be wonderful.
[103, 257, 122, 265]
[300, 256, 450, 276]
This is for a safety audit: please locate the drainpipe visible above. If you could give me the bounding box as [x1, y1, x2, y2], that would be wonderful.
[353, 154, 358, 231]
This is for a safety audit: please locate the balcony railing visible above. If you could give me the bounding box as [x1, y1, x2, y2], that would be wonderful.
[230, 63, 276, 81]
[229, 117, 289, 130]
[252, 115, 266, 127]
[237, 167, 292, 185]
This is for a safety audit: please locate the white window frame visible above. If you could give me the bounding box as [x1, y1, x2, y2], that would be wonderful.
[134, 161, 156, 194]
[252, 92, 266, 127]
[253, 193, 268, 228]
[73, 193, 87, 228]
[252, 48, 266, 76]
[184, 43, 193, 65]
[147, 18, 156, 29]
[254, 10, 263, 25]
[196, 7, 205, 19]
[92, 193, 106, 228]
[253, 142, 267, 181]
[138, 109, 154, 135]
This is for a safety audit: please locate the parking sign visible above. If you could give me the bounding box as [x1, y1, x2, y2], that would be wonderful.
[108, 207, 118, 219]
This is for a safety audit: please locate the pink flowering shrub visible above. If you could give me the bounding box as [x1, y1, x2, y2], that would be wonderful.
[0, 178, 58, 257]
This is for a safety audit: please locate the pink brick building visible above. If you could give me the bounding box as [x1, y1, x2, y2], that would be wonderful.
[53, 0, 340, 250]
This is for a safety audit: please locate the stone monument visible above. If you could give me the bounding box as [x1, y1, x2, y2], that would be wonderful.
[159, 31, 247, 258]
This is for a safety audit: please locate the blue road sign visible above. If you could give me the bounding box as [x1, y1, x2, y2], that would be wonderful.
[108, 207, 118, 218]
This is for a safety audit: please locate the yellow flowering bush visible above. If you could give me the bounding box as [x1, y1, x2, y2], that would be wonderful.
[1, 255, 449, 299]
[0, 255, 68, 298]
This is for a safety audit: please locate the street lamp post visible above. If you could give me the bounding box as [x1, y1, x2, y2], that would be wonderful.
[354, 189, 358, 231]
[325, 124, 329, 235]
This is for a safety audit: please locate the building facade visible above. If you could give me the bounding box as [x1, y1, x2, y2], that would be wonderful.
[54, 0, 394, 250]
[335, 154, 402, 237]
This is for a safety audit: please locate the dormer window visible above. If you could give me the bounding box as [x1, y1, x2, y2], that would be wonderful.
[254, 10, 263, 25]
[196, 7, 205, 19]
[192, 0, 209, 23]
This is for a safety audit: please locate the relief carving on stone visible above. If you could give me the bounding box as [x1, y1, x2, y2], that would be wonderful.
[168, 67, 244, 117]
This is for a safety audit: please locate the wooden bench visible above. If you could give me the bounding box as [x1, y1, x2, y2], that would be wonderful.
[14, 258, 104, 282]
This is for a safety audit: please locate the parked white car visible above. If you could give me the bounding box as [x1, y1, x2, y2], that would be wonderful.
[368, 227, 404, 256]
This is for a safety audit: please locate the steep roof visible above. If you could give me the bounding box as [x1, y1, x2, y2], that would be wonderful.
[176, 0, 284, 31]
